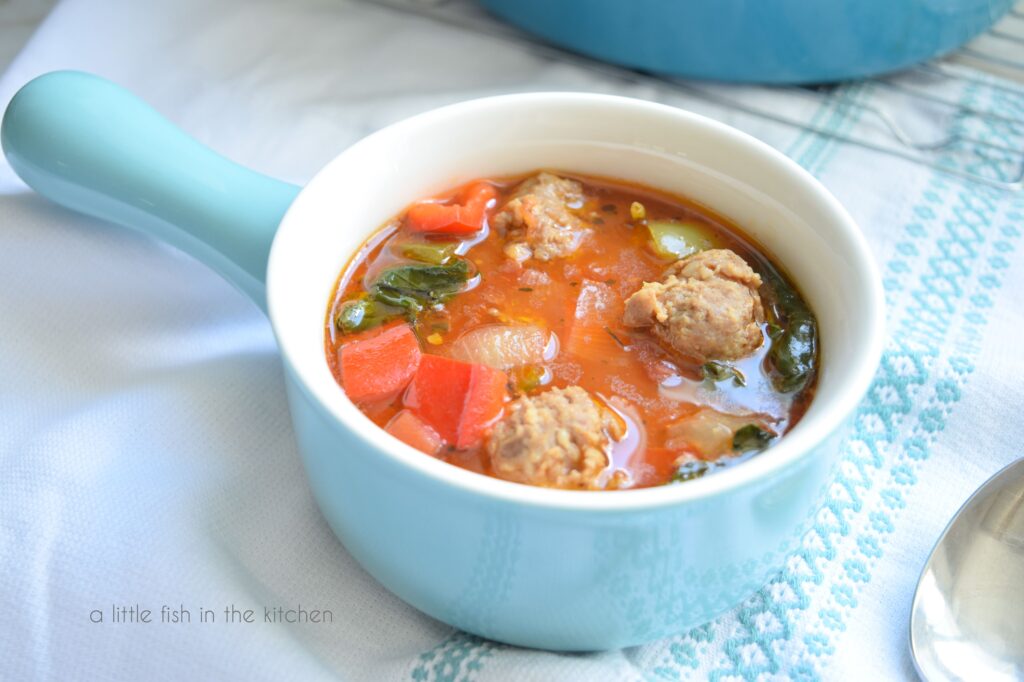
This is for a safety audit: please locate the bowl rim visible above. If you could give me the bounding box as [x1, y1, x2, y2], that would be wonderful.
[267, 91, 885, 512]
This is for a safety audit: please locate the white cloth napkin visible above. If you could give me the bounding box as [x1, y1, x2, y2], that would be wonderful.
[3, 1, 1023, 679]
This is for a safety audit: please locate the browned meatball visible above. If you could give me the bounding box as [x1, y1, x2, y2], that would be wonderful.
[485, 386, 624, 489]
[493, 172, 589, 262]
[623, 249, 765, 363]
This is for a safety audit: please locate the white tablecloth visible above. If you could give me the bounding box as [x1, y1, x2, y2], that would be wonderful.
[3, 1, 1023, 679]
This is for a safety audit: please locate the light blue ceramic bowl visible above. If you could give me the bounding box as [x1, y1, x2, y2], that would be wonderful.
[2, 71, 885, 650]
[481, 0, 1014, 83]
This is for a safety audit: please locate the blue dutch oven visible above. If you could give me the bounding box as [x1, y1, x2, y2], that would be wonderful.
[481, 0, 1014, 83]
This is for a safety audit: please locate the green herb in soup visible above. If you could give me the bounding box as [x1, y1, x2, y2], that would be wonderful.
[733, 424, 776, 453]
[334, 296, 407, 334]
[761, 265, 818, 393]
[334, 260, 471, 333]
[701, 361, 746, 387]
[374, 260, 470, 306]
[325, 171, 820, 490]
[671, 459, 712, 483]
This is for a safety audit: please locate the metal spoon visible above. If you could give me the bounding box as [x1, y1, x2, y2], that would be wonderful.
[910, 458, 1024, 681]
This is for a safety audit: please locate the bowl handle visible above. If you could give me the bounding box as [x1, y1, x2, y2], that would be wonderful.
[1, 70, 301, 312]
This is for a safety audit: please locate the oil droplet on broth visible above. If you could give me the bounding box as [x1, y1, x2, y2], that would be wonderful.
[597, 395, 647, 489]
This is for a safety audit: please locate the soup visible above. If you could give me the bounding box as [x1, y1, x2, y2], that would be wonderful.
[325, 171, 818, 490]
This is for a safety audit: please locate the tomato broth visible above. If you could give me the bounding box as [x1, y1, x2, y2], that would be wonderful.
[326, 171, 818, 489]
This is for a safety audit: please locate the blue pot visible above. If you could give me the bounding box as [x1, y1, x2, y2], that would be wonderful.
[481, 0, 1013, 83]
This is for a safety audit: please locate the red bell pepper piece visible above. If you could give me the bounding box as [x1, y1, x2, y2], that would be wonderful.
[406, 181, 498, 235]
[405, 354, 508, 448]
[385, 409, 443, 455]
[338, 323, 422, 404]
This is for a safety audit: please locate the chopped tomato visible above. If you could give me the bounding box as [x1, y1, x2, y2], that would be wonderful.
[385, 409, 443, 455]
[632, 340, 679, 384]
[406, 181, 497, 235]
[405, 354, 508, 448]
[564, 280, 630, 365]
[339, 323, 422, 404]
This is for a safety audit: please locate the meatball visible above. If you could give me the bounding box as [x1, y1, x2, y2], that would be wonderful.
[623, 249, 765, 363]
[493, 172, 589, 262]
[486, 386, 624, 489]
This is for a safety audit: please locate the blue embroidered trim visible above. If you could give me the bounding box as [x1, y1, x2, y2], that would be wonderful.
[703, 78, 1023, 680]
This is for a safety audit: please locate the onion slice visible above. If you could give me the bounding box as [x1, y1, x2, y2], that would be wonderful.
[447, 324, 556, 370]
[665, 406, 773, 459]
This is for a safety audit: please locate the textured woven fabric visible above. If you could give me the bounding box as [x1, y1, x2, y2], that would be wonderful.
[2, 1, 1023, 680]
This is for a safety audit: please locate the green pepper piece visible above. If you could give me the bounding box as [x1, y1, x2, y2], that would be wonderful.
[647, 220, 714, 260]
[400, 242, 458, 265]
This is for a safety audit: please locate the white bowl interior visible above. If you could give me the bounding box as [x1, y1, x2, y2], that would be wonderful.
[267, 93, 884, 509]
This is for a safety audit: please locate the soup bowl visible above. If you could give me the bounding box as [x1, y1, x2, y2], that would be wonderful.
[2, 71, 884, 650]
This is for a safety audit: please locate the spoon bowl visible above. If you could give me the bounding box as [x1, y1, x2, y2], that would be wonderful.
[910, 458, 1024, 680]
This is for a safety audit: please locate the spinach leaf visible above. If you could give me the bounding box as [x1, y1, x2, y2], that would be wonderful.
[759, 264, 818, 393]
[732, 424, 775, 453]
[373, 260, 469, 307]
[334, 298, 407, 334]
[768, 316, 816, 392]
[371, 287, 424, 313]
[701, 361, 746, 387]
[335, 260, 471, 334]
